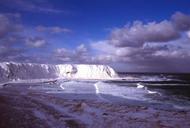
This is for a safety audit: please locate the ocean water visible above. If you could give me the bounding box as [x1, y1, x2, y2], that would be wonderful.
[115, 73, 190, 109]
[25, 73, 190, 110]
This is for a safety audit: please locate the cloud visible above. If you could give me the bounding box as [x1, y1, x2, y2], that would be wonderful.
[36, 26, 72, 34]
[87, 12, 190, 72]
[153, 49, 189, 58]
[0, 13, 54, 63]
[91, 40, 142, 62]
[0, 45, 25, 61]
[53, 44, 91, 63]
[109, 20, 179, 47]
[0, 11, 190, 72]
[89, 12, 190, 72]
[171, 12, 190, 31]
[25, 37, 48, 48]
[0, 34, 25, 47]
[0, 13, 23, 38]
[108, 12, 190, 48]
[187, 31, 190, 38]
[0, 0, 66, 14]
[91, 40, 116, 55]
[91, 37, 190, 72]
[0, 13, 27, 62]
[0, 13, 26, 62]
[76, 44, 88, 55]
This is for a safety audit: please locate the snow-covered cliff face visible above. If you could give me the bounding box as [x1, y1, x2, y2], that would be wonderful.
[0, 62, 58, 83]
[0, 62, 118, 82]
[57, 64, 118, 79]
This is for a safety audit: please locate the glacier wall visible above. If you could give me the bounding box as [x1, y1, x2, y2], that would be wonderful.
[0, 62, 58, 83]
[57, 64, 118, 79]
[0, 62, 118, 82]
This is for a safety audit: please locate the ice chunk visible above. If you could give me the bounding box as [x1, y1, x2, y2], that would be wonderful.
[137, 83, 144, 89]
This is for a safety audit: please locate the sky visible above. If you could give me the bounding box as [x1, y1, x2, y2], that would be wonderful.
[0, 0, 190, 73]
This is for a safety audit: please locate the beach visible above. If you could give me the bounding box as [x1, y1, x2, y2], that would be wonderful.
[0, 81, 190, 128]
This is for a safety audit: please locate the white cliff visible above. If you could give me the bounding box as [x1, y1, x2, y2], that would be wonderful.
[0, 62, 118, 82]
[57, 64, 118, 79]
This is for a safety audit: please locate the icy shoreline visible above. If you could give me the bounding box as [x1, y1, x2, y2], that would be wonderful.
[0, 83, 190, 128]
[1, 62, 190, 127]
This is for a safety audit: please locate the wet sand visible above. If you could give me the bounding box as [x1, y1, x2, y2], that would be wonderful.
[0, 84, 190, 128]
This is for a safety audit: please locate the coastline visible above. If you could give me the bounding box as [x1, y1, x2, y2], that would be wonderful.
[0, 83, 190, 128]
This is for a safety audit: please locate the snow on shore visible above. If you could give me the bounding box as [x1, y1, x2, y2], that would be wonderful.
[0, 85, 190, 128]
